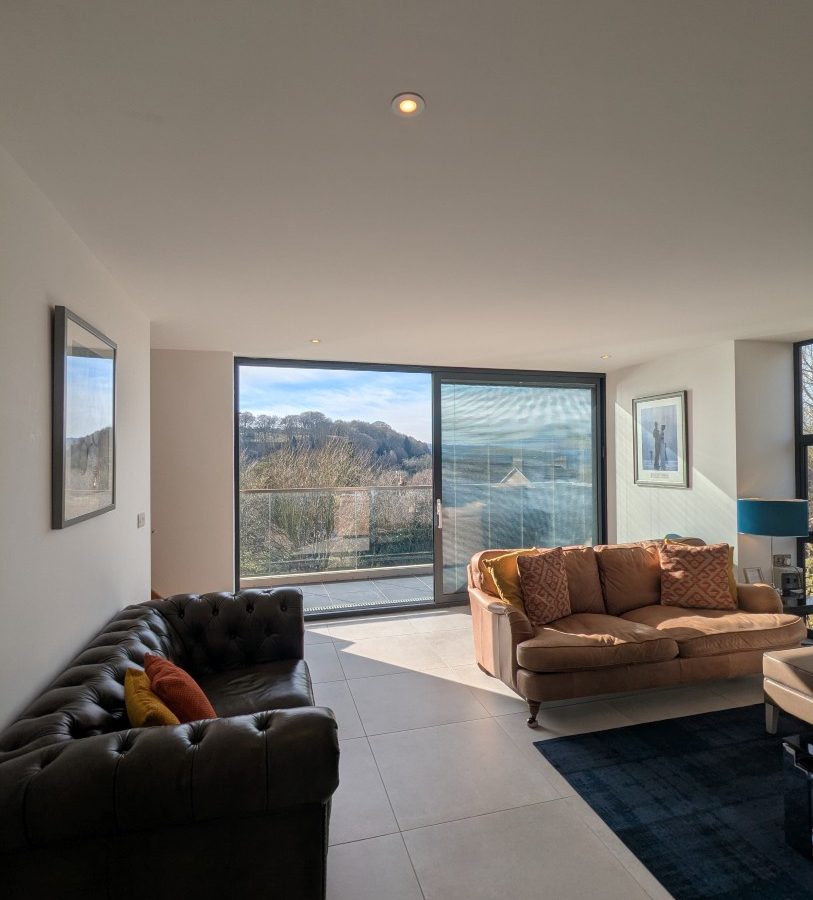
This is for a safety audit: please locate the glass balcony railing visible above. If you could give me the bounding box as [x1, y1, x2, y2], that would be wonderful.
[239, 485, 433, 579]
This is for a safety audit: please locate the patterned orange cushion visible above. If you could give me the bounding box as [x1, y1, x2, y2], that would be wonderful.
[143, 653, 217, 723]
[659, 542, 737, 609]
[517, 547, 572, 626]
[665, 537, 737, 603]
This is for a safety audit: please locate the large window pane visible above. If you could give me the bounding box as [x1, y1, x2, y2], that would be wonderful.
[440, 381, 597, 594]
[807, 446, 813, 531]
[802, 343, 813, 435]
[237, 366, 432, 583]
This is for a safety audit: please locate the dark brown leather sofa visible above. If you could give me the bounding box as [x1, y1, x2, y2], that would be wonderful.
[0, 588, 339, 900]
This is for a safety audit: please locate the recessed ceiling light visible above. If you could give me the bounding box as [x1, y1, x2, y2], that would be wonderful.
[392, 92, 425, 117]
[309, 338, 321, 344]
[600, 353, 611, 359]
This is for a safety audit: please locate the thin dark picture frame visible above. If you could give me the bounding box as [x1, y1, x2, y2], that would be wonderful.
[52, 306, 117, 529]
[632, 390, 689, 489]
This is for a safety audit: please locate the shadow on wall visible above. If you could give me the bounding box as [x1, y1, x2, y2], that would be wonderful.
[613, 402, 737, 556]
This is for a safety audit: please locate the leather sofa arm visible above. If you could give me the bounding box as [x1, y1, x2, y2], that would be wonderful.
[0, 707, 338, 853]
[468, 587, 533, 692]
[144, 588, 305, 673]
[737, 583, 783, 614]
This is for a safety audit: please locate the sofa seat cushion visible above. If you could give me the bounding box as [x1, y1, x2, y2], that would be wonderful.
[621, 606, 806, 658]
[197, 659, 314, 717]
[516, 613, 679, 673]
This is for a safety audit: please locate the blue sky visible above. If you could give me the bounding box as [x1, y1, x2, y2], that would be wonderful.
[66, 356, 114, 438]
[239, 366, 432, 442]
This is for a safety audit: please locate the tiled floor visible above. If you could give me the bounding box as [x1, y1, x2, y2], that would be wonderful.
[307, 607, 766, 900]
[299, 575, 435, 614]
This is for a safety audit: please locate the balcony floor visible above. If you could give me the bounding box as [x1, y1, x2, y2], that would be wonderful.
[297, 574, 435, 614]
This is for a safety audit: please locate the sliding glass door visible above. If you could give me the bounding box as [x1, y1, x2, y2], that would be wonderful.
[434, 375, 603, 601]
[234, 360, 604, 616]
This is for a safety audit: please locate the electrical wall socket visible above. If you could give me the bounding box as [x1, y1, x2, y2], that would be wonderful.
[137, 512, 146, 528]
[773, 554, 792, 568]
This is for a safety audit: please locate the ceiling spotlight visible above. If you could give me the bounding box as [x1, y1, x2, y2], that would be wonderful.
[309, 338, 321, 344]
[392, 92, 425, 117]
[600, 353, 611, 360]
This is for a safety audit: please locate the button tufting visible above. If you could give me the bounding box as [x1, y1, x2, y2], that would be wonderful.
[264, 626, 272, 636]
[178, 610, 185, 619]
[280, 603, 288, 612]
[246, 604, 254, 614]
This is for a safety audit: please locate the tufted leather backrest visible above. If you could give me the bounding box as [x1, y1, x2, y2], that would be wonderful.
[0, 605, 184, 764]
[144, 589, 304, 676]
[0, 588, 303, 767]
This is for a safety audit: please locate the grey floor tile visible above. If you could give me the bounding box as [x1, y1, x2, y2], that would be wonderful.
[336, 633, 448, 679]
[328, 614, 418, 642]
[348, 669, 490, 735]
[329, 737, 399, 845]
[447, 664, 528, 716]
[608, 684, 733, 724]
[327, 834, 423, 900]
[403, 800, 651, 900]
[369, 718, 560, 830]
[304, 641, 345, 683]
[422, 629, 476, 666]
[313, 680, 364, 739]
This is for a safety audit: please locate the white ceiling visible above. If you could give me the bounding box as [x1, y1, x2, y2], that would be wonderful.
[1, 1, 812, 371]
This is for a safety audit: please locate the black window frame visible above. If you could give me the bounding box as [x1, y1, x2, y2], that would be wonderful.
[233, 356, 607, 616]
[794, 339, 813, 586]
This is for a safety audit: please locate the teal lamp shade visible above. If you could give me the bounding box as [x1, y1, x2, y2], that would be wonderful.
[736, 498, 808, 537]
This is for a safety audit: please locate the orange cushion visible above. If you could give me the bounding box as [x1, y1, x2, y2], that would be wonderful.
[143, 653, 217, 723]
[124, 668, 180, 727]
[665, 537, 737, 603]
[517, 547, 572, 626]
[658, 542, 737, 610]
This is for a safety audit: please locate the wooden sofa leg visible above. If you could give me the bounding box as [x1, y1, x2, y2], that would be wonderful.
[527, 701, 541, 729]
[765, 701, 779, 735]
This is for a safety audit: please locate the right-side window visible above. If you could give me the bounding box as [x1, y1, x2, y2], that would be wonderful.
[797, 340, 813, 594]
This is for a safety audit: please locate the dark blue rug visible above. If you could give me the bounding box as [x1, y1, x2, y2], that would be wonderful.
[536, 704, 813, 899]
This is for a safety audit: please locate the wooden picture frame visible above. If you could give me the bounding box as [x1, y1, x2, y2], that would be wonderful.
[633, 390, 689, 489]
[52, 306, 117, 528]
[743, 566, 765, 585]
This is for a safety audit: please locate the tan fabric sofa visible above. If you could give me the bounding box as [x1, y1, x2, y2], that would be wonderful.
[468, 542, 807, 727]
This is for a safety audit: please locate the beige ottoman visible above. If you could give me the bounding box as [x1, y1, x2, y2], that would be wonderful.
[764, 647, 813, 733]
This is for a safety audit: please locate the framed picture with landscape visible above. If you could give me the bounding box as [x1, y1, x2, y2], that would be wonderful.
[632, 390, 688, 489]
[52, 306, 117, 528]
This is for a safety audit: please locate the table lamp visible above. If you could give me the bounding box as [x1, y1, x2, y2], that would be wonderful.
[736, 498, 808, 591]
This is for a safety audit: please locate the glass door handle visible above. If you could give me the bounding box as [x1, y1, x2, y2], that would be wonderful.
[436, 498, 443, 530]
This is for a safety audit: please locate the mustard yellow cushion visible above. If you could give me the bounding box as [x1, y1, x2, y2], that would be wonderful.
[665, 538, 737, 603]
[125, 668, 180, 727]
[480, 548, 539, 609]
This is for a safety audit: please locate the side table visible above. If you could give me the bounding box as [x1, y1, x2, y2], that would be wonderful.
[782, 595, 813, 641]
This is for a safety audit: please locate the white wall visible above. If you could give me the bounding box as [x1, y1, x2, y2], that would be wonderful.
[0, 145, 150, 726]
[734, 340, 797, 574]
[151, 349, 234, 596]
[606, 339, 797, 577]
[607, 342, 739, 550]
